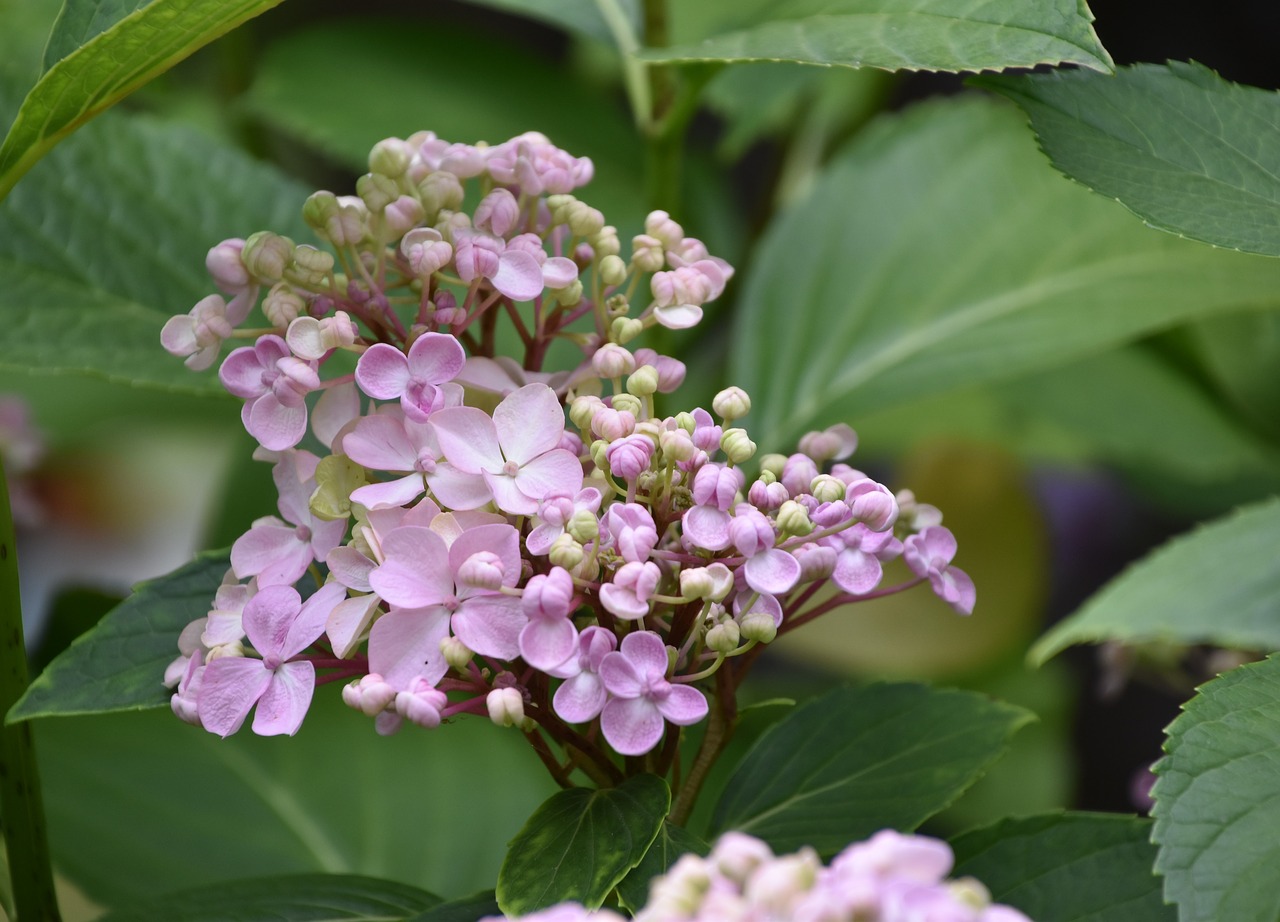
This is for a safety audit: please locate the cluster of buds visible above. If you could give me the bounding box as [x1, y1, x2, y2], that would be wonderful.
[487, 830, 1030, 921]
[161, 130, 973, 783]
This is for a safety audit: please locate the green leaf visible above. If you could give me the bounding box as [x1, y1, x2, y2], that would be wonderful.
[35, 702, 557, 905]
[980, 62, 1280, 257]
[710, 683, 1032, 856]
[454, 0, 638, 46]
[951, 813, 1173, 922]
[10, 550, 228, 722]
[643, 0, 1112, 74]
[615, 822, 708, 912]
[1031, 497, 1280, 664]
[0, 0, 286, 200]
[1153, 655, 1280, 922]
[1190, 312, 1280, 444]
[729, 97, 1280, 452]
[496, 773, 670, 915]
[0, 108, 310, 393]
[406, 891, 500, 922]
[95, 874, 441, 921]
[42, 0, 151, 72]
[241, 20, 644, 228]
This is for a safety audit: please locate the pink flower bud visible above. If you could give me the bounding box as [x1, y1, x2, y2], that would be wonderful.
[343, 674, 396, 717]
[644, 210, 683, 249]
[692, 463, 744, 511]
[384, 196, 425, 237]
[798, 423, 858, 464]
[606, 434, 654, 482]
[458, 551, 506, 590]
[401, 227, 453, 277]
[487, 687, 526, 727]
[634, 348, 687, 393]
[781, 453, 820, 498]
[592, 406, 636, 441]
[523, 567, 575, 620]
[395, 678, 448, 728]
[846, 479, 899, 532]
[748, 478, 789, 511]
[475, 188, 520, 237]
[592, 343, 635, 378]
[711, 831, 775, 884]
[680, 563, 734, 602]
[206, 238, 250, 293]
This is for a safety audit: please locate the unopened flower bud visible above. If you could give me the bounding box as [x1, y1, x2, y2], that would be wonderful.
[713, 386, 751, 421]
[759, 453, 787, 479]
[343, 674, 396, 717]
[590, 438, 609, 471]
[556, 279, 583, 306]
[659, 426, 696, 462]
[572, 553, 600, 582]
[674, 411, 696, 434]
[706, 619, 741, 654]
[799, 423, 858, 464]
[474, 188, 519, 237]
[793, 543, 836, 581]
[592, 343, 635, 378]
[721, 428, 757, 464]
[263, 283, 305, 327]
[626, 365, 659, 397]
[739, 610, 778, 644]
[606, 434, 654, 481]
[487, 687, 525, 727]
[810, 474, 845, 504]
[357, 172, 399, 213]
[566, 508, 600, 544]
[440, 635, 474, 671]
[303, 191, 340, 231]
[748, 478, 789, 511]
[207, 640, 245, 661]
[395, 678, 448, 729]
[645, 210, 684, 249]
[611, 316, 643, 344]
[592, 407, 636, 441]
[242, 231, 294, 284]
[776, 500, 814, 536]
[294, 244, 336, 277]
[383, 195, 425, 237]
[611, 393, 642, 418]
[681, 563, 734, 602]
[458, 551, 506, 590]
[847, 479, 899, 532]
[368, 137, 413, 178]
[205, 238, 250, 293]
[569, 395, 604, 431]
[598, 254, 627, 287]
[543, 535, 583, 575]
[328, 198, 369, 247]
[711, 831, 775, 884]
[591, 225, 620, 258]
[566, 202, 604, 237]
[630, 233, 666, 273]
[418, 171, 464, 216]
[745, 850, 819, 911]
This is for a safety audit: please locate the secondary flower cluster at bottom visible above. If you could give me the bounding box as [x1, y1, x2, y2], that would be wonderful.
[487, 830, 1030, 922]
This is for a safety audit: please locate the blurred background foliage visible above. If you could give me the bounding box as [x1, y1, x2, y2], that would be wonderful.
[1, 0, 1279, 917]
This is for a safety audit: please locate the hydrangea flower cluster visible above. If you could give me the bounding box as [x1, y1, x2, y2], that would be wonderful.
[487, 830, 1030, 922]
[161, 129, 973, 784]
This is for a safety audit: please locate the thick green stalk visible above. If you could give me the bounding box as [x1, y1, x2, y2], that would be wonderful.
[0, 466, 61, 921]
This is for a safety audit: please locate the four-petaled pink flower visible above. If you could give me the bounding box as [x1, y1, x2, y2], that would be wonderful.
[219, 334, 320, 450]
[599, 631, 707, 756]
[430, 384, 583, 516]
[518, 567, 579, 670]
[549, 626, 617, 724]
[198, 582, 346, 737]
[903, 526, 975, 616]
[356, 331, 466, 422]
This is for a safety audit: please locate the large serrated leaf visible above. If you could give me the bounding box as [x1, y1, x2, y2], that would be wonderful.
[10, 550, 229, 722]
[1030, 497, 1280, 664]
[95, 874, 441, 921]
[496, 773, 670, 915]
[41, 0, 151, 72]
[36, 702, 557, 906]
[729, 97, 1280, 452]
[643, 0, 1112, 74]
[980, 62, 1280, 257]
[710, 683, 1032, 856]
[1152, 655, 1280, 922]
[0, 0, 285, 199]
[0, 107, 310, 393]
[951, 813, 1173, 921]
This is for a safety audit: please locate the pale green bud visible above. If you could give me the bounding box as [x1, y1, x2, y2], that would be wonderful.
[357, 172, 399, 213]
[599, 254, 627, 287]
[776, 500, 814, 537]
[368, 138, 412, 178]
[546, 194, 576, 224]
[573, 553, 600, 582]
[721, 428, 757, 464]
[557, 279, 583, 307]
[242, 231, 295, 284]
[705, 620, 741, 654]
[759, 453, 788, 478]
[674, 412, 697, 435]
[440, 635, 474, 671]
[569, 395, 603, 431]
[567, 509, 600, 543]
[207, 640, 246, 660]
[287, 244, 335, 287]
[626, 365, 659, 397]
[630, 233, 665, 273]
[567, 203, 604, 237]
[592, 225, 621, 258]
[590, 438, 609, 471]
[809, 474, 845, 504]
[659, 427, 696, 462]
[948, 879, 993, 910]
[739, 610, 778, 644]
[611, 393, 642, 417]
[418, 171, 464, 216]
[263, 283, 306, 327]
[310, 454, 367, 521]
[548, 533, 585, 570]
[713, 386, 752, 421]
[611, 317, 643, 344]
[303, 191, 340, 231]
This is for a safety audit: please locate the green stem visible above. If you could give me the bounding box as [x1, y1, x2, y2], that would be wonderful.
[0, 466, 61, 921]
[594, 0, 651, 132]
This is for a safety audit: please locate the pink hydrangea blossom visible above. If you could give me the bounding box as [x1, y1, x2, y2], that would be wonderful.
[219, 334, 320, 450]
[518, 567, 579, 670]
[527, 488, 602, 556]
[903, 526, 975, 615]
[599, 560, 661, 620]
[549, 626, 616, 724]
[599, 631, 707, 755]
[604, 503, 659, 563]
[355, 331, 465, 422]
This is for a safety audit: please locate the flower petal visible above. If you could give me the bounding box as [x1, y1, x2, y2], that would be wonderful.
[430, 406, 504, 474]
[619, 630, 669, 681]
[369, 526, 454, 608]
[601, 696, 664, 756]
[406, 332, 466, 383]
[519, 618, 579, 671]
[198, 657, 272, 737]
[493, 384, 563, 465]
[514, 450, 583, 506]
[491, 249, 545, 301]
[368, 607, 451, 688]
[451, 594, 525, 660]
[252, 661, 316, 736]
[656, 684, 708, 726]
[553, 672, 606, 723]
[355, 343, 412, 399]
[743, 548, 802, 595]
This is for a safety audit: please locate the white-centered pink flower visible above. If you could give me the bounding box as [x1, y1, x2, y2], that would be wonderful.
[429, 384, 583, 516]
[219, 334, 320, 450]
[549, 626, 617, 724]
[197, 582, 346, 737]
[355, 331, 466, 422]
[599, 631, 707, 756]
